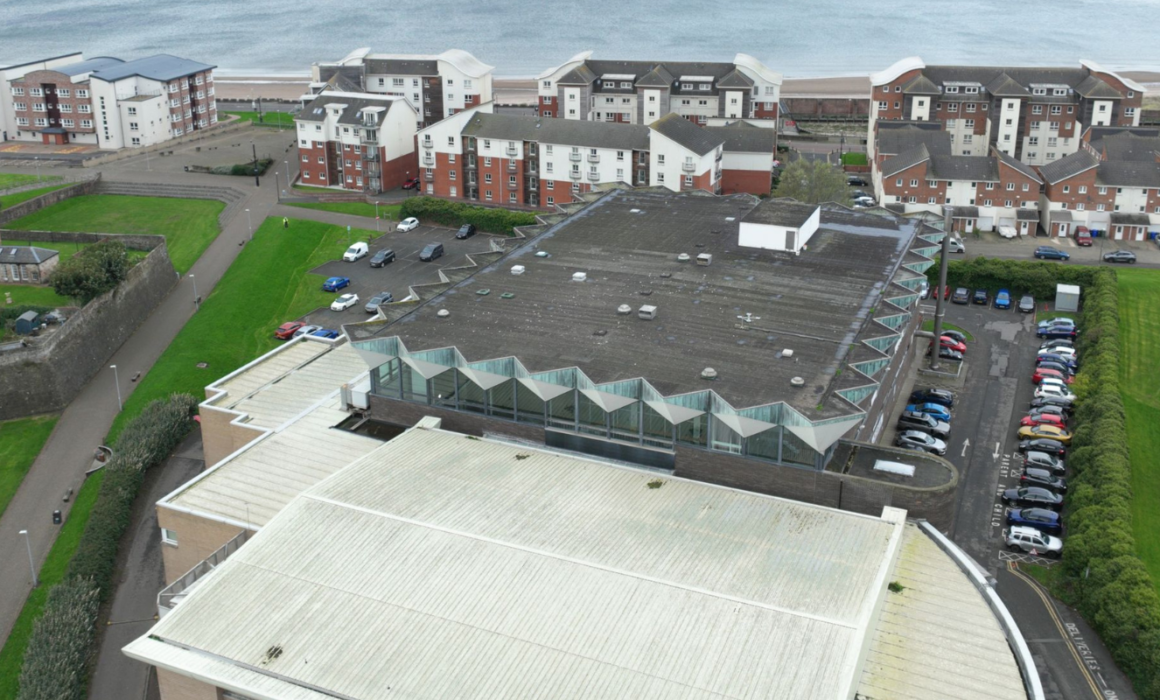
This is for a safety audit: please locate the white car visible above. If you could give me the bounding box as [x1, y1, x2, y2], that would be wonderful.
[330, 293, 360, 312]
[1034, 384, 1076, 402]
[1037, 376, 1068, 392]
[1004, 525, 1063, 557]
[343, 242, 369, 262]
[397, 217, 420, 232]
[998, 225, 1018, 239]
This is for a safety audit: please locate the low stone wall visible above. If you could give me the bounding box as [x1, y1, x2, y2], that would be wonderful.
[0, 236, 176, 420]
[0, 175, 100, 226]
[0, 228, 161, 251]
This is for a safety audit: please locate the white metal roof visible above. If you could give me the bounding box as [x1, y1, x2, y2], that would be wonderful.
[132, 427, 908, 700]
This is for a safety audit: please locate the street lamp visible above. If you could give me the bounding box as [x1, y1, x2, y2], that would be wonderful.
[34, 156, 40, 181]
[245, 208, 253, 239]
[189, 273, 199, 310]
[375, 201, 380, 232]
[110, 365, 123, 411]
[284, 160, 290, 192]
[18, 530, 37, 587]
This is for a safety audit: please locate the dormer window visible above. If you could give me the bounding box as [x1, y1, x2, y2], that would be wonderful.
[681, 83, 693, 90]
[1053, 88, 1067, 96]
[1032, 88, 1046, 95]
[620, 81, 631, 89]
[945, 86, 959, 94]
[964, 86, 979, 94]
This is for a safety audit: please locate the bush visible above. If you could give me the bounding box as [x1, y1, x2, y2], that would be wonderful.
[210, 158, 273, 177]
[15, 394, 197, 700]
[50, 241, 130, 304]
[399, 196, 538, 235]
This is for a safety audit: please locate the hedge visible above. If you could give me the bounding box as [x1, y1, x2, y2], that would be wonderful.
[399, 196, 537, 236]
[925, 255, 1101, 299]
[16, 394, 197, 700]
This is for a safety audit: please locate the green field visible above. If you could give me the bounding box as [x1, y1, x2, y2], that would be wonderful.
[0, 183, 71, 211]
[6, 195, 224, 274]
[223, 110, 295, 128]
[106, 217, 378, 443]
[0, 469, 103, 698]
[921, 320, 974, 341]
[1116, 268, 1160, 590]
[0, 284, 72, 308]
[0, 173, 61, 190]
[0, 415, 58, 519]
[286, 201, 401, 219]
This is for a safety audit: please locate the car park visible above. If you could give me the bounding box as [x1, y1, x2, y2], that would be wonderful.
[275, 321, 305, 340]
[940, 330, 968, 345]
[906, 402, 951, 422]
[1030, 396, 1074, 412]
[1074, 226, 1093, 246]
[369, 248, 397, 267]
[1040, 338, 1074, 350]
[894, 430, 947, 455]
[293, 324, 322, 338]
[1018, 294, 1035, 313]
[910, 388, 955, 407]
[1002, 486, 1064, 510]
[1024, 450, 1065, 475]
[971, 289, 989, 305]
[1003, 524, 1063, 556]
[1103, 249, 1137, 264]
[1038, 346, 1076, 360]
[455, 223, 477, 240]
[939, 336, 967, 353]
[420, 243, 444, 261]
[322, 276, 351, 292]
[1036, 361, 1074, 377]
[1028, 405, 1068, 421]
[310, 329, 340, 340]
[1020, 413, 1065, 428]
[896, 410, 951, 439]
[397, 217, 420, 232]
[1037, 317, 1075, 329]
[1035, 381, 1074, 400]
[994, 289, 1011, 309]
[1020, 467, 1068, 493]
[1034, 246, 1070, 261]
[951, 287, 970, 304]
[343, 242, 369, 262]
[330, 293, 360, 312]
[1005, 508, 1063, 535]
[1018, 438, 1067, 457]
[365, 292, 394, 312]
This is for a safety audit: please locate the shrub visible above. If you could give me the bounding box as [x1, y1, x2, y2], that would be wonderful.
[50, 241, 130, 304]
[15, 578, 100, 700]
[399, 196, 538, 235]
[212, 158, 273, 177]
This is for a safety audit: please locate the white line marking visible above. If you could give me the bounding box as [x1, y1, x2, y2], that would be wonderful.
[961, 438, 971, 457]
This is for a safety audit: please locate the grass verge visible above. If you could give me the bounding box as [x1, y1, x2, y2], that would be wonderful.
[0, 469, 103, 698]
[0, 415, 58, 519]
[0, 284, 72, 308]
[286, 201, 401, 219]
[223, 110, 295, 128]
[105, 217, 378, 444]
[0, 174, 61, 190]
[921, 320, 974, 341]
[0, 183, 71, 211]
[6, 194, 224, 274]
[292, 184, 343, 194]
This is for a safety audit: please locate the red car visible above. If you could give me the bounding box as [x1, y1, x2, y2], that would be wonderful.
[1020, 414, 1066, 428]
[1032, 367, 1074, 385]
[939, 336, 967, 353]
[402, 177, 421, 190]
[275, 321, 305, 340]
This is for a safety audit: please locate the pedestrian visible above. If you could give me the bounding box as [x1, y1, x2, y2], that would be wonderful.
[282, 217, 289, 229]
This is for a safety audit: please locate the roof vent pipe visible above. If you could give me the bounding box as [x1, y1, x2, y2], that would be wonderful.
[790, 376, 805, 386]
[616, 304, 632, 315]
[572, 272, 587, 282]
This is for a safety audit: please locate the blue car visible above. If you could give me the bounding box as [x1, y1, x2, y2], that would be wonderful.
[905, 403, 951, 422]
[310, 329, 340, 339]
[1034, 246, 1070, 261]
[1005, 507, 1063, 535]
[322, 276, 351, 292]
[994, 289, 1011, 310]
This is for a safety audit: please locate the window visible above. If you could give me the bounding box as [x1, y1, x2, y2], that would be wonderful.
[448, 154, 456, 164]
[1006, 182, 1015, 191]
[33, 117, 47, 127]
[76, 89, 88, 98]
[1050, 105, 1062, 115]
[12, 102, 24, 111]
[542, 80, 551, 89]
[985, 182, 994, 190]
[62, 118, 73, 128]
[547, 196, 554, 205]
[908, 196, 917, 203]
[1047, 137, 1057, 147]
[131, 137, 141, 146]
[1125, 107, 1136, 117]
[546, 180, 553, 189]
[1029, 136, 1039, 146]
[1098, 186, 1108, 195]
[449, 185, 457, 197]
[896, 178, 903, 187]
[894, 102, 900, 109]
[59, 103, 71, 113]
[81, 119, 92, 128]
[877, 101, 887, 111]
[485, 189, 492, 201]
[58, 88, 69, 98]
[392, 78, 405, 87]
[15, 117, 27, 126]
[29, 87, 43, 96]
[78, 104, 90, 114]
[1049, 122, 1059, 131]
[964, 134, 973, 144]
[1063, 185, 1070, 193]
[910, 179, 918, 187]
[984, 199, 993, 206]
[965, 119, 974, 128]
[926, 180, 936, 188]
[945, 86, 959, 94]
[10, 87, 23, 96]
[33, 103, 45, 112]
[684, 175, 693, 186]
[657, 155, 665, 164]
[161, 529, 178, 545]
[484, 173, 492, 183]
[947, 103, 958, 113]
[1022, 183, 1029, 192]
[1005, 199, 1013, 207]
[1097, 204, 1106, 212]
[1032, 105, 1043, 115]
[1047, 153, 1056, 160]
[928, 196, 936, 204]
[1098, 104, 1107, 112]
[1076, 203, 1085, 211]
[302, 171, 310, 180]
[657, 173, 665, 183]
[483, 157, 492, 167]
[129, 122, 139, 131]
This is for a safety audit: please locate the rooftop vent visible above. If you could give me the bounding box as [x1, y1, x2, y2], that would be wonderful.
[437, 309, 450, 318]
[701, 367, 718, 380]
[696, 253, 712, 266]
[617, 304, 632, 315]
[535, 250, 549, 258]
[638, 305, 657, 320]
[511, 265, 526, 275]
[572, 272, 587, 282]
[781, 348, 794, 359]
[677, 253, 691, 262]
[790, 376, 805, 386]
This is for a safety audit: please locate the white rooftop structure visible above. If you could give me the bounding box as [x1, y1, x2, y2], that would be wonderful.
[128, 424, 1032, 700]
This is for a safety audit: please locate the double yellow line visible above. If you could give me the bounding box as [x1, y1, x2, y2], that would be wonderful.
[1006, 562, 1103, 700]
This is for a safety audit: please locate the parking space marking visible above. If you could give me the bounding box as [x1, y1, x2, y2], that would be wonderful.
[997, 550, 1058, 567]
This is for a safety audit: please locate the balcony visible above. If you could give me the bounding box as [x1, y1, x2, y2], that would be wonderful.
[682, 161, 695, 172]
[422, 157, 434, 167]
[366, 163, 381, 177]
[569, 152, 582, 162]
[587, 154, 600, 163]
[157, 530, 248, 617]
[424, 171, 434, 181]
[569, 170, 582, 180]
[587, 171, 601, 182]
[466, 158, 477, 169]
[505, 146, 518, 156]
[364, 149, 379, 161]
[507, 162, 518, 172]
[421, 140, 434, 150]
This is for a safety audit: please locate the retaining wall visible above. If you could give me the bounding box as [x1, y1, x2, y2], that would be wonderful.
[0, 175, 100, 226]
[0, 229, 162, 250]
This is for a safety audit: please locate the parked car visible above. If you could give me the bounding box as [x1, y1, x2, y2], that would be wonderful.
[971, 289, 989, 305]
[397, 217, 420, 232]
[1020, 467, 1068, 493]
[310, 329, 340, 340]
[456, 223, 477, 239]
[1024, 450, 1066, 475]
[905, 403, 952, 422]
[910, 388, 955, 407]
[1018, 294, 1035, 313]
[1002, 486, 1064, 510]
[853, 196, 876, 207]
[1020, 413, 1066, 428]
[1038, 346, 1077, 360]
[1006, 507, 1063, 535]
[939, 336, 967, 353]
[1074, 226, 1093, 246]
[275, 321, 305, 340]
[1103, 249, 1137, 264]
[322, 276, 351, 292]
[343, 242, 369, 262]
[928, 345, 963, 362]
[850, 190, 872, 200]
[1036, 360, 1074, 377]
[1018, 438, 1068, 457]
[1037, 326, 1078, 340]
[997, 225, 1018, 239]
[1040, 338, 1074, 350]
[293, 324, 322, 338]
[1028, 405, 1069, 421]
[1034, 384, 1075, 402]
[401, 177, 421, 190]
[947, 237, 966, 254]
[951, 287, 970, 304]
[847, 176, 869, 187]
[1032, 367, 1073, 385]
[1034, 246, 1070, 260]
[1030, 396, 1074, 412]
[918, 280, 931, 299]
[330, 293, 360, 312]
[941, 330, 968, 345]
[365, 292, 394, 312]
[1018, 424, 1072, 445]
[994, 289, 1011, 309]
[894, 430, 947, 455]
[1004, 524, 1063, 556]
[896, 410, 951, 439]
[1037, 379, 1073, 397]
[1037, 351, 1078, 367]
[369, 248, 397, 267]
[1038, 317, 1076, 329]
[420, 243, 444, 261]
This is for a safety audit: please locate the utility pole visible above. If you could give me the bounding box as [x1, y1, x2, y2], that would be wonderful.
[252, 141, 260, 187]
[19, 530, 37, 587]
[931, 206, 953, 371]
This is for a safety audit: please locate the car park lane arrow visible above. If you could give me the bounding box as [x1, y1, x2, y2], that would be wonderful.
[961, 438, 971, 457]
[994, 442, 1002, 460]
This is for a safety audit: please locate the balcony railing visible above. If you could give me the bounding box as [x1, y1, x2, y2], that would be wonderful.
[505, 147, 518, 156]
[528, 180, 539, 190]
[569, 152, 582, 162]
[422, 157, 434, 167]
[682, 161, 695, 172]
[587, 154, 600, 163]
[424, 171, 434, 181]
[157, 530, 248, 617]
[364, 150, 379, 161]
[587, 171, 600, 182]
[507, 163, 518, 172]
[569, 170, 582, 180]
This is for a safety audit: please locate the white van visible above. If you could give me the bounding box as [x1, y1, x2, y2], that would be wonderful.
[343, 242, 369, 262]
[947, 237, 966, 253]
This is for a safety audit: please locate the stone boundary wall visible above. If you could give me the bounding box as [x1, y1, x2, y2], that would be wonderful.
[0, 228, 161, 251]
[0, 235, 176, 420]
[0, 175, 101, 226]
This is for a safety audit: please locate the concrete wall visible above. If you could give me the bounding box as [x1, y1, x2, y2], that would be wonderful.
[157, 504, 249, 585]
[0, 176, 100, 226]
[0, 237, 176, 421]
[199, 402, 266, 469]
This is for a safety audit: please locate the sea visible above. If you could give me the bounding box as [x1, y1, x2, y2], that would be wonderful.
[2, 0, 1160, 78]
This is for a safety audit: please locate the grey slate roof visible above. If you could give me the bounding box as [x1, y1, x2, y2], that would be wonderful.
[57, 57, 124, 77]
[461, 113, 651, 151]
[91, 54, 214, 83]
[995, 148, 1043, 183]
[1089, 130, 1160, 162]
[1110, 212, 1151, 225]
[363, 58, 438, 76]
[875, 124, 950, 157]
[1096, 161, 1160, 188]
[930, 155, 998, 182]
[985, 73, 1029, 97]
[296, 93, 404, 127]
[1038, 150, 1100, 184]
[1016, 209, 1039, 221]
[705, 124, 775, 153]
[649, 113, 724, 155]
[948, 206, 980, 218]
[716, 69, 755, 89]
[559, 59, 748, 95]
[923, 66, 1090, 91]
[558, 64, 598, 85]
[1074, 75, 1123, 99]
[0, 246, 58, 265]
[881, 144, 932, 178]
[635, 65, 674, 88]
[901, 74, 940, 95]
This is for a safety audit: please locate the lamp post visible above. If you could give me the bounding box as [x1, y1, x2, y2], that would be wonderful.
[18, 530, 37, 587]
[190, 273, 199, 310]
[375, 201, 380, 232]
[251, 141, 260, 187]
[284, 160, 290, 194]
[110, 364, 122, 411]
[34, 156, 40, 181]
[245, 208, 253, 239]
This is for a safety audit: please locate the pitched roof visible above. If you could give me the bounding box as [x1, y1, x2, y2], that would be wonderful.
[90, 54, 214, 83]
[994, 148, 1043, 183]
[648, 113, 724, 155]
[882, 144, 932, 177]
[460, 113, 650, 151]
[901, 74, 941, 95]
[1074, 75, 1123, 99]
[1089, 130, 1160, 162]
[557, 63, 598, 85]
[635, 64, 674, 87]
[1038, 150, 1100, 184]
[1096, 161, 1160, 188]
[1110, 212, 1151, 225]
[55, 56, 124, 77]
[0, 246, 58, 265]
[705, 124, 775, 153]
[876, 124, 951, 157]
[985, 73, 1029, 97]
[296, 92, 408, 127]
[363, 57, 438, 76]
[930, 155, 998, 182]
[716, 68, 755, 89]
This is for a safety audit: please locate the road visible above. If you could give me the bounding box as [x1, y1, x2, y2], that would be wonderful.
[960, 228, 1160, 268]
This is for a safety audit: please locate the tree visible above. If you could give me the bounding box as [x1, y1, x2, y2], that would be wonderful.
[50, 241, 130, 304]
[772, 159, 851, 205]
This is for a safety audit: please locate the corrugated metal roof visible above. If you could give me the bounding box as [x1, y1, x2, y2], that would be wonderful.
[91, 54, 215, 83]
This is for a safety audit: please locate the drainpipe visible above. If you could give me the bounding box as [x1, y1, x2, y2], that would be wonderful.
[929, 206, 954, 371]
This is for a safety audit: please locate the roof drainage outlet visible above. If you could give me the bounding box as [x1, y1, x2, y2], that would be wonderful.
[437, 309, 450, 318]
[677, 253, 691, 262]
[701, 367, 718, 380]
[616, 304, 632, 315]
[790, 376, 805, 387]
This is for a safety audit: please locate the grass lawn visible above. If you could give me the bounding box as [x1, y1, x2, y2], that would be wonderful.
[292, 184, 343, 194]
[0, 183, 71, 211]
[6, 195, 224, 274]
[223, 110, 295, 128]
[0, 415, 58, 520]
[0, 284, 72, 308]
[0, 173, 61, 190]
[840, 152, 868, 166]
[921, 319, 975, 341]
[0, 469, 103, 698]
[286, 201, 401, 219]
[105, 217, 378, 444]
[1116, 267, 1160, 592]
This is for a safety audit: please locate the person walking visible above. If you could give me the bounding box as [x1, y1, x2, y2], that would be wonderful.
[282, 217, 289, 229]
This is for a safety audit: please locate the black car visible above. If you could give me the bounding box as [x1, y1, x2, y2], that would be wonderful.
[972, 289, 989, 305]
[941, 330, 968, 345]
[1037, 326, 1078, 340]
[1002, 486, 1064, 510]
[1018, 438, 1067, 457]
[910, 388, 955, 408]
[369, 248, 396, 267]
[1020, 467, 1068, 493]
[928, 346, 963, 362]
[1030, 396, 1074, 413]
[896, 411, 951, 439]
[1103, 249, 1137, 264]
[1034, 246, 1070, 261]
[455, 223, 477, 240]
[1006, 507, 1063, 535]
[419, 243, 445, 261]
[847, 176, 869, 187]
[951, 287, 970, 304]
[1018, 295, 1035, 313]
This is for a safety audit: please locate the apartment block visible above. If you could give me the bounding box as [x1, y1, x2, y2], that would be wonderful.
[536, 51, 781, 127]
[311, 48, 493, 128]
[868, 57, 1144, 168]
[294, 92, 417, 193]
[0, 52, 216, 147]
